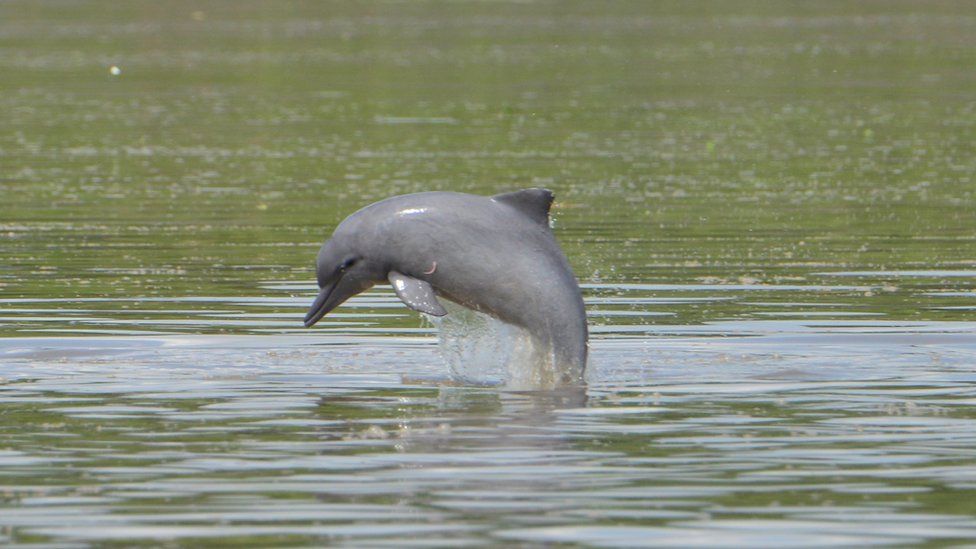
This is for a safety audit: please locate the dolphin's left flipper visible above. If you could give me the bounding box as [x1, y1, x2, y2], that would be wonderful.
[388, 271, 448, 316]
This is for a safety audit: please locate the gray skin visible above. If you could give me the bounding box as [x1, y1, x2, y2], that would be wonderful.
[304, 188, 588, 385]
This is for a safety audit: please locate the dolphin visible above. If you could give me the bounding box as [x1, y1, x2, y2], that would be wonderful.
[303, 188, 588, 387]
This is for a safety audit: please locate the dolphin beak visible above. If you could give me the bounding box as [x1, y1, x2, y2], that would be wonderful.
[304, 281, 338, 328]
[305, 266, 378, 328]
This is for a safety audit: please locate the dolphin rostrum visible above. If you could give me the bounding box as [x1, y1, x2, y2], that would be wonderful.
[304, 188, 588, 387]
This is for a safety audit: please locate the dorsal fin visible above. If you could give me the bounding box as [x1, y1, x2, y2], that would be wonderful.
[491, 188, 554, 226]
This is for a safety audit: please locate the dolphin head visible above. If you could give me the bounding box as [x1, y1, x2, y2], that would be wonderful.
[304, 230, 385, 328]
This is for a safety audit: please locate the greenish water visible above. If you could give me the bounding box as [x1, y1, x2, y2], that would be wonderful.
[2, 0, 976, 546]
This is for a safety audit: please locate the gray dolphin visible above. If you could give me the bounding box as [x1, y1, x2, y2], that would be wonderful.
[304, 188, 588, 386]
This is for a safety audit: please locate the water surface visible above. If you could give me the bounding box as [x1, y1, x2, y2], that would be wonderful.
[2, 0, 976, 546]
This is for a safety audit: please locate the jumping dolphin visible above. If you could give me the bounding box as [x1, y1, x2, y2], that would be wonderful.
[304, 188, 588, 387]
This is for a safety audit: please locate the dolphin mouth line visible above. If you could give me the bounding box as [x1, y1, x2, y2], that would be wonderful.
[303, 275, 342, 328]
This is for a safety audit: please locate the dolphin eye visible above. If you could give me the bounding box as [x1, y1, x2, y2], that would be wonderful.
[340, 257, 358, 272]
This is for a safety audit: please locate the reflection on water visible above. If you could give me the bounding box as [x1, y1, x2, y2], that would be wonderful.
[2, 319, 976, 546]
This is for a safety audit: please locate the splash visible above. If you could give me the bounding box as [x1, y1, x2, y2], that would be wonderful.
[427, 301, 554, 389]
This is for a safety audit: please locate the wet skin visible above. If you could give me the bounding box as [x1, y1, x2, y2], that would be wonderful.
[305, 189, 588, 386]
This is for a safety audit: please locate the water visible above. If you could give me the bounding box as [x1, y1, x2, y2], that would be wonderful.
[3, 0, 976, 546]
[432, 300, 529, 387]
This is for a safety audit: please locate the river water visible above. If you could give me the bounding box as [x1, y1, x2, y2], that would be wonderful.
[2, 1, 976, 546]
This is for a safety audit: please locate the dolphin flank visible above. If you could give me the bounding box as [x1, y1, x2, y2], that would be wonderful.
[304, 188, 588, 387]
